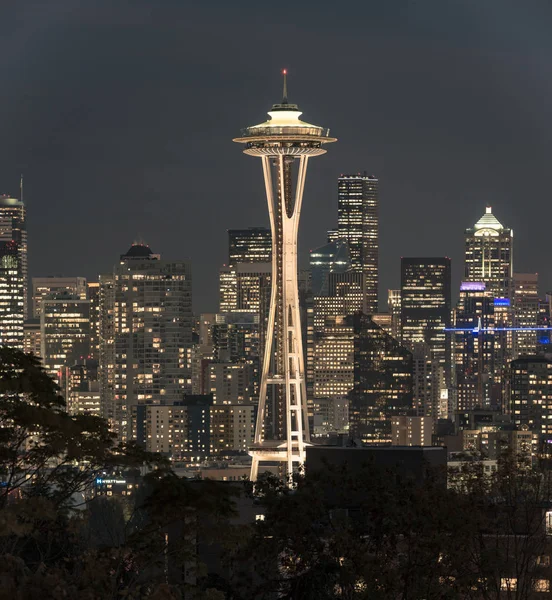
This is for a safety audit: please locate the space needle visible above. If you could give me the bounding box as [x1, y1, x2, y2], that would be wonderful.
[234, 71, 336, 481]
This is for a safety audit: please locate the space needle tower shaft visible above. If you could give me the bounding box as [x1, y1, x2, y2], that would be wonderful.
[234, 71, 336, 481]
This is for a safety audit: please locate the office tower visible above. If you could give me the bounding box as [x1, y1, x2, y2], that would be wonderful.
[510, 356, 552, 443]
[388, 289, 401, 340]
[228, 227, 271, 263]
[212, 312, 261, 398]
[308, 270, 364, 419]
[391, 416, 434, 446]
[191, 313, 217, 395]
[233, 72, 336, 480]
[537, 294, 552, 353]
[513, 273, 539, 356]
[32, 276, 87, 318]
[132, 396, 212, 460]
[23, 318, 41, 355]
[87, 281, 100, 359]
[0, 241, 24, 347]
[310, 239, 350, 297]
[61, 359, 100, 417]
[210, 404, 256, 455]
[219, 263, 271, 314]
[312, 314, 354, 405]
[453, 282, 496, 411]
[400, 258, 451, 360]
[41, 293, 90, 382]
[335, 174, 379, 313]
[212, 312, 260, 362]
[400, 257, 451, 416]
[464, 206, 513, 298]
[99, 243, 192, 441]
[348, 313, 413, 445]
[0, 195, 27, 317]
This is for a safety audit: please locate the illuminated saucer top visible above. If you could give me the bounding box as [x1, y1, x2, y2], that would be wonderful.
[233, 70, 337, 157]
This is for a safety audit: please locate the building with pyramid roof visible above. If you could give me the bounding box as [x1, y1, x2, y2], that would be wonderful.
[464, 206, 513, 299]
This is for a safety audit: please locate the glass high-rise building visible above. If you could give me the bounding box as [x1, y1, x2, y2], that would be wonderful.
[513, 273, 539, 357]
[309, 239, 350, 297]
[99, 243, 193, 441]
[228, 228, 271, 264]
[0, 240, 25, 348]
[41, 292, 91, 383]
[465, 206, 513, 298]
[0, 195, 27, 318]
[453, 282, 496, 411]
[400, 257, 451, 366]
[347, 313, 413, 445]
[334, 174, 379, 313]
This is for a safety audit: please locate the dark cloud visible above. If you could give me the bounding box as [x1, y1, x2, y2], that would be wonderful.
[1, 0, 551, 310]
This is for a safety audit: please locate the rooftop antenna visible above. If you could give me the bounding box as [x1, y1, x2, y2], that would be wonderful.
[20, 174, 23, 204]
[282, 69, 288, 103]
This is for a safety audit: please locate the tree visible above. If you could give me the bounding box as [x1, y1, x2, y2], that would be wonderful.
[0, 347, 242, 600]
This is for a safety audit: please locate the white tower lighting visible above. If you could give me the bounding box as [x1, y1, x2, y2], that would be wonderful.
[234, 71, 336, 481]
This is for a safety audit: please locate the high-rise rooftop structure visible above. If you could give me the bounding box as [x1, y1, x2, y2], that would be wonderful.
[465, 206, 513, 298]
[99, 243, 192, 441]
[0, 195, 27, 317]
[333, 174, 379, 313]
[32, 276, 87, 318]
[233, 72, 336, 480]
[228, 227, 272, 263]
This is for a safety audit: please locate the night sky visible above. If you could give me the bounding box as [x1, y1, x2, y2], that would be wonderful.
[1, 0, 552, 312]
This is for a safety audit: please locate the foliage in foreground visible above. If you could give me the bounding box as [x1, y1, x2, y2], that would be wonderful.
[2, 346, 552, 599]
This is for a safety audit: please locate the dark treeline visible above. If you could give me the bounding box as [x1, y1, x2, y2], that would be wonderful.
[1, 347, 552, 599]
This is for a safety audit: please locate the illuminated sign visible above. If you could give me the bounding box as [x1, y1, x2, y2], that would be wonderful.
[493, 298, 510, 307]
[96, 478, 126, 485]
[460, 281, 486, 292]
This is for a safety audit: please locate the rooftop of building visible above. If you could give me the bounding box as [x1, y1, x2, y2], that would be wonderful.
[120, 242, 160, 261]
[0, 195, 24, 207]
[471, 206, 509, 234]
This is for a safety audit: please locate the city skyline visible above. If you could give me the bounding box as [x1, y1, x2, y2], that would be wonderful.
[1, 1, 552, 312]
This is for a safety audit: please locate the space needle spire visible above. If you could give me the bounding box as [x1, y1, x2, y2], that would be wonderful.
[234, 71, 336, 482]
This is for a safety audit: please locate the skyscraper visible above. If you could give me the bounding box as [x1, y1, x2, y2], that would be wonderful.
[513, 273, 539, 356]
[219, 263, 271, 314]
[99, 243, 192, 441]
[0, 241, 25, 347]
[334, 174, 379, 313]
[41, 292, 91, 382]
[233, 72, 336, 479]
[228, 227, 271, 263]
[464, 207, 513, 298]
[400, 257, 451, 369]
[309, 239, 350, 297]
[348, 313, 413, 445]
[0, 195, 27, 317]
[453, 282, 496, 411]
